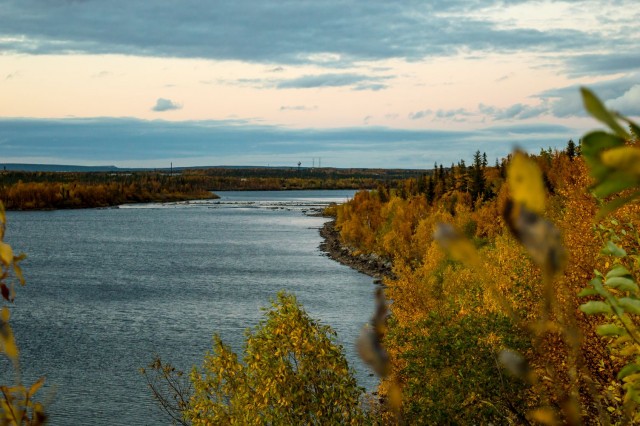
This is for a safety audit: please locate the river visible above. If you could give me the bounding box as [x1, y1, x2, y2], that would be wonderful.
[0, 190, 377, 425]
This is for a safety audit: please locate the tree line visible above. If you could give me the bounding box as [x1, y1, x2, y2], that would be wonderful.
[0, 168, 423, 210]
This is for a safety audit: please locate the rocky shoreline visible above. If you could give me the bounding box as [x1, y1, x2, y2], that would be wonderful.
[318, 219, 394, 283]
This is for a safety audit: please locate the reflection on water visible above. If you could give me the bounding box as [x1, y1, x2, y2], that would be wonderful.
[1, 190, 376, 425]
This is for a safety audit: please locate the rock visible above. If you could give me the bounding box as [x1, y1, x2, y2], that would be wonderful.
[318, 219, 394, 280]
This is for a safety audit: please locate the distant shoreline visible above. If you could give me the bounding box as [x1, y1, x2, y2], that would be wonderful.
[0, 167, 414, 211]
[3, 192, 219, 211]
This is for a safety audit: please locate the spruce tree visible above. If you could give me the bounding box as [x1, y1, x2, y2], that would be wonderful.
[566, 139, 576, 160]
[470, 150, 486, 202]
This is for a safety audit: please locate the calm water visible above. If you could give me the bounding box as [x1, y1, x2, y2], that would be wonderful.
[1, 190, 377, 425]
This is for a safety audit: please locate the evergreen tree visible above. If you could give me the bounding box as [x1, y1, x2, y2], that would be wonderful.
[377, 183, 390, 203]
[458, 159, 468, 192]
[425, 175, 435, 204]
[566, 139, 576, 160]
[417, 173, 427, 194]
[449, 163, 456, 190]
[470, 150, 486, 202]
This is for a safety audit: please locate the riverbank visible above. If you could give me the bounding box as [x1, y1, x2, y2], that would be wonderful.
[318, 219, 394, 283]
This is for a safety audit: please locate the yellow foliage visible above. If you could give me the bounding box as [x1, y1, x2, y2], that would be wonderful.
[528, 407, 558, 425]
[0, 202, 46, 424]
[0, 243, 13, 267]
[600, 146, 640, 176]
[335, 149, 632, 423]
[0, 307, 18, 360]
[186, 293, 365, 425]
[507, 151, 546, 214]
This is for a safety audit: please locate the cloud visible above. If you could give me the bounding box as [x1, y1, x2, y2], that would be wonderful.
[435, 108, 472, 119]
[478, 104, 496, 115]
[279, 105, 317, 111]
[482, 123, 572, 135]
[0, 1, 618, 65]
[408, 110, 432, 120]
[90, 71, 111, 78]
[537, 73, 640, 118]
[5, 71, 22, 80]
[0, 117, 579, 168]
[353, 83, 387, 91]
[495, 73, 513, 82]
[276, 73, 378, 89]
[565, 53, 640, 77]
[152, 98, 182, 112]
[606, 84, 640, 116]
[479, 103, 548, 120]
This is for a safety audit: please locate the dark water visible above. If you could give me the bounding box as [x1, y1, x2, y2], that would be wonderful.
[1, 190, 377, 425]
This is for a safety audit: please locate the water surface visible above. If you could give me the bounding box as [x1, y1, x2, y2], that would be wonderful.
[1, 190, 376, 425]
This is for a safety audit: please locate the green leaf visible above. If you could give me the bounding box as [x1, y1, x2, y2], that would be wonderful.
[589, 276, 608, 296]
[578, 288, 599, 297]
[606, 264, 632, 279]
[592, 173, 638, 198]
[618, 363, 640, 380]
[618, 298, 640, 314]
[580, 301, 613, 315]
[581, 87, 629, 138]
[629, 388, 640, 405]
[620, 116, 640, 140]
[605, 277, 639, 292]
[598, 190, 640, 220]
[581, 131, 626, 155]
[584, 159, 610, 182]
[597, 323, 627, 336]
[601, 241, 627, 258]
[601, 146, 640, 177]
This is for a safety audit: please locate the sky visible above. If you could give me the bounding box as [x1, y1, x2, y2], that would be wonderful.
[0, 0, 638, 169]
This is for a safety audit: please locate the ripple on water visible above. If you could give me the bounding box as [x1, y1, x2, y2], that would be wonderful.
[1, 190, 376, 425]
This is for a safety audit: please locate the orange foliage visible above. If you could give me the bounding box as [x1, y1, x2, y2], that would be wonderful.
[0, 173, 216, 210]
[335, 150, 637, 421]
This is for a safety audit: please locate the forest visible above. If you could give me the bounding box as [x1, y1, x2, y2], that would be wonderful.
[0, 171, 217, 210]
[0, 167, 422, 210]
[330, 90, 640, 423]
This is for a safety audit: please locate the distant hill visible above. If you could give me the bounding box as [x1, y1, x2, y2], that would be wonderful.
[0, 163, 120, 172]
[0, 163, 431, 178]
[0, 163, 296, 172]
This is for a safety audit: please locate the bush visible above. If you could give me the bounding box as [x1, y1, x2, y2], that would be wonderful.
[145, 292, 366, 425]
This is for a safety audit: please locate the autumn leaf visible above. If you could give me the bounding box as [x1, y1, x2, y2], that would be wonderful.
[0, 243, 13, 267]
[0, 307, 19, 360]
[507, 151, 545, 214]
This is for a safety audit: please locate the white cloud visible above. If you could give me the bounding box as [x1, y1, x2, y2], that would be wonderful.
[606, 84, 640, 116]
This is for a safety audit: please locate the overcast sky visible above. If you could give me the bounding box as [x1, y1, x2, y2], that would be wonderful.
[1, 0, 638, 168]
